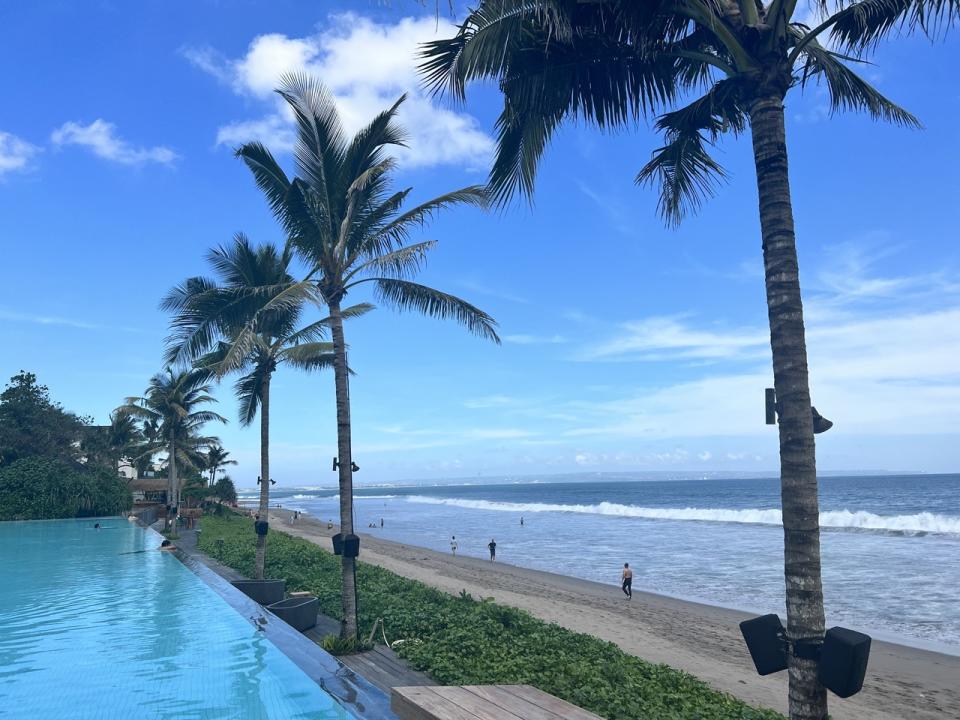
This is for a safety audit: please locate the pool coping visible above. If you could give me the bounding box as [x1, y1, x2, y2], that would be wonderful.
[138, 521, 398, 720]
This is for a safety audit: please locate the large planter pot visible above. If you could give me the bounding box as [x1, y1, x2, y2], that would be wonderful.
[267, 596, 319, 632]
[231, 579, 285, 606]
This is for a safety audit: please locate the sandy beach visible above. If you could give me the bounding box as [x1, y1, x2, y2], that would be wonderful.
[268, 509, 959, 720]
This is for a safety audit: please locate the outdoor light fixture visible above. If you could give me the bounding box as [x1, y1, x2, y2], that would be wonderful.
[255, 520, 269, 536]
[765, 389, 833, 434]
[332, 457, 360, 472]
[739, 614, 871, 698]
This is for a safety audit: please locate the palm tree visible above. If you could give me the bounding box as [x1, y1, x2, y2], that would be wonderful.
[162, 235, 349, 579]
[118, 368, 226, 531]
[204, 443, 237, 487]
[420, 4, 958, 718]
[236, 74, 499, 638]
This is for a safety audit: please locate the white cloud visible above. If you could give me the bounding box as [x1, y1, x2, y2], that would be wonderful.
[183, 14, 493, 168]
[504, 334, 568, 345]
[0, 307, 142, 333]
[51, 120, 178, 166]
[0, 131, 40, 176]
[583, 315, 768, 362]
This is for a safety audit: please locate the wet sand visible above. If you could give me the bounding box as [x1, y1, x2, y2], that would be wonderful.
[268, 510, 960, 719]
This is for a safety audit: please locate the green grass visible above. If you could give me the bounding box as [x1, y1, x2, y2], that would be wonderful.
[198, 512, 782, 720]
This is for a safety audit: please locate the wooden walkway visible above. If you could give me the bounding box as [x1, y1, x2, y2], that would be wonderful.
[305, 615, 433, 694]
[391, 685, 603, 720]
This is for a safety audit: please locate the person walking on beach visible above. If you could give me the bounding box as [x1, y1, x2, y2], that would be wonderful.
[450, 536, 458, 556]
[621, 563, 633, 600]
[488, 538, 497, 562]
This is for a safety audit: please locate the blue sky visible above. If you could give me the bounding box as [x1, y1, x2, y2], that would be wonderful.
[1, 1, 958, 486]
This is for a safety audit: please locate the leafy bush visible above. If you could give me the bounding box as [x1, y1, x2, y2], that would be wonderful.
[0, 457, 132, 520]
[199, 513, 782, 720]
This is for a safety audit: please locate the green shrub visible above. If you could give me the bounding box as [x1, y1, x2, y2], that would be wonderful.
[198, 513, 782, 720]
[0, 457, 132, 520]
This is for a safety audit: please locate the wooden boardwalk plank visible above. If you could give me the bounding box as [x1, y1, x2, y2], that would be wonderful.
[392, 687, 488, 720]
[460, 685, 589, 720]
[429, 687, 524, 720]
[504, 685, 603, 720]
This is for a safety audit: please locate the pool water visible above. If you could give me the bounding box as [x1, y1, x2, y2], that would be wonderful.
[0, 519, 355, 719]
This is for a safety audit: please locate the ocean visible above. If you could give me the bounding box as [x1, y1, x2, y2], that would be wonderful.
[240, 473, 960, 653]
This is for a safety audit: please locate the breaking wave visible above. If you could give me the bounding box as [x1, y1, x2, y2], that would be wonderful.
[403, 496, 960, 535]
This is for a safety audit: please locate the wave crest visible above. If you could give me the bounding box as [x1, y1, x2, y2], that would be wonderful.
[403, 496, 960, 535]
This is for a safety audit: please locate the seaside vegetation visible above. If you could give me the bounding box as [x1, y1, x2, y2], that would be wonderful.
[199, 512, 782, 720]
[0, 372, 131, 519]
[0, 457, 131, 520]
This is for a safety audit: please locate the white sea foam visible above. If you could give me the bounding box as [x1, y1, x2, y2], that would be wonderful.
[403, 496, 960, 535]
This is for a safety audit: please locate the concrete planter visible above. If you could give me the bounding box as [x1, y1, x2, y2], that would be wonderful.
[231, 579, 285, 606]
[267, 596, 319, 632]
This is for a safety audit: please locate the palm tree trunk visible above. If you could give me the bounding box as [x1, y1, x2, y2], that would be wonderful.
[328, 299, 358, 640]
[254, 373, 272, 580]
[749, 95, 827, 720]
[167, 435, 178, 534]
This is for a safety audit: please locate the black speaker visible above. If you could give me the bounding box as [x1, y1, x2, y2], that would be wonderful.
[331, 533, 344, 555]
[343, 533, 360, 558]
[740, 614, 788, 675]
[818, 627, 871, 698]
[255, 520, 269, 536]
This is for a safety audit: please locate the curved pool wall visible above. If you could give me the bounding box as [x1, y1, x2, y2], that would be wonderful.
[0, 518, 395, 720]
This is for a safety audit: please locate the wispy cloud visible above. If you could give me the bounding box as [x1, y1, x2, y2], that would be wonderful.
[0, 308, 142, 333]
[457, 279, 529, 305]
[51, 120, 177, 166]
[582, 315, 768, 362]
[503, 333, 568, 346]
[0, 131, 40, 177]
[182, 14, 493, 169]
[463, 395, 517, 409]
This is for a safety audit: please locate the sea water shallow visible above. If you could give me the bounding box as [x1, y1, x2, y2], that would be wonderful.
[0, 518, 354, 720]
[254, 473, 960, 653]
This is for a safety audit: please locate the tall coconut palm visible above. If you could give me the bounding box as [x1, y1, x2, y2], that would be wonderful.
[236, 74, 499, 638]
[421, 3, 958, 718]
[162, 235, 355, 579]
[204, 443, 236, 487]
[118, 368, 226, 531]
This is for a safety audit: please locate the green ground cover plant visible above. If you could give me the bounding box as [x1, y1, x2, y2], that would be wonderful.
[199, 512, 781, 720]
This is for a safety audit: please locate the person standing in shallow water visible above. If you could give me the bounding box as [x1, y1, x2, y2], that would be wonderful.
[621, 563, 633, 600]
[488, 538, 496, 562]
[450, 536, 458, 556]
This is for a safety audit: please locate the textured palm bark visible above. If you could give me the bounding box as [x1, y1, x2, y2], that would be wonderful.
[329, 299, 358, 640]
[749, 95, 827, 720]
[254, 373, 271, 580]
[166, 435, 178, 533]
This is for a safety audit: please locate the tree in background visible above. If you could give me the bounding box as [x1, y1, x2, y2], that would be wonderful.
[118, 368, 226, 531]
[204, 443, 236, 487]
[421, 3, 959, 717]
[237, 74, 499, 638]
[212, 475, 238, 505]
[162, 235, 345, 580]
[0, 371, 87, 467]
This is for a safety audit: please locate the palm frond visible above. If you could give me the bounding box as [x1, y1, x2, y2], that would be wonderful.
[279, 342, 337, 372]
[233, 364, 269, 427]
[235, 142, 294, 230]
[370, 278, 500, 343]
[798, 36, 922, 126]
[349, 241, 437, 281]
[825, 0, 960, 54]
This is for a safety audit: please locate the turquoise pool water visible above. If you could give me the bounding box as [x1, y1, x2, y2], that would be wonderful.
[0, 519, 355, 719]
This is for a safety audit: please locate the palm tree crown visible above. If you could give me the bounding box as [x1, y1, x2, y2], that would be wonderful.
[422, 0, 957, 217]
[236, 74, 500, 340]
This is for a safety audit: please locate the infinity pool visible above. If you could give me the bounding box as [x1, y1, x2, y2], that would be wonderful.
[0, 519, 356, 719]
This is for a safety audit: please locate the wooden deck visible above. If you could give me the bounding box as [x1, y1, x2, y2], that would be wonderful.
[305, 615, 433, 694]
[391, 685, 603, 720]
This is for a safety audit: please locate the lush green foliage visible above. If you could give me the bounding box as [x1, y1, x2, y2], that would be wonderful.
[0, 372, 88, 467]
[199, 513, 781, 720]
[0, 457, 132, 520]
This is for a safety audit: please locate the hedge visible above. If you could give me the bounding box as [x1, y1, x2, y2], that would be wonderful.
[0, 457, 132, 520]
